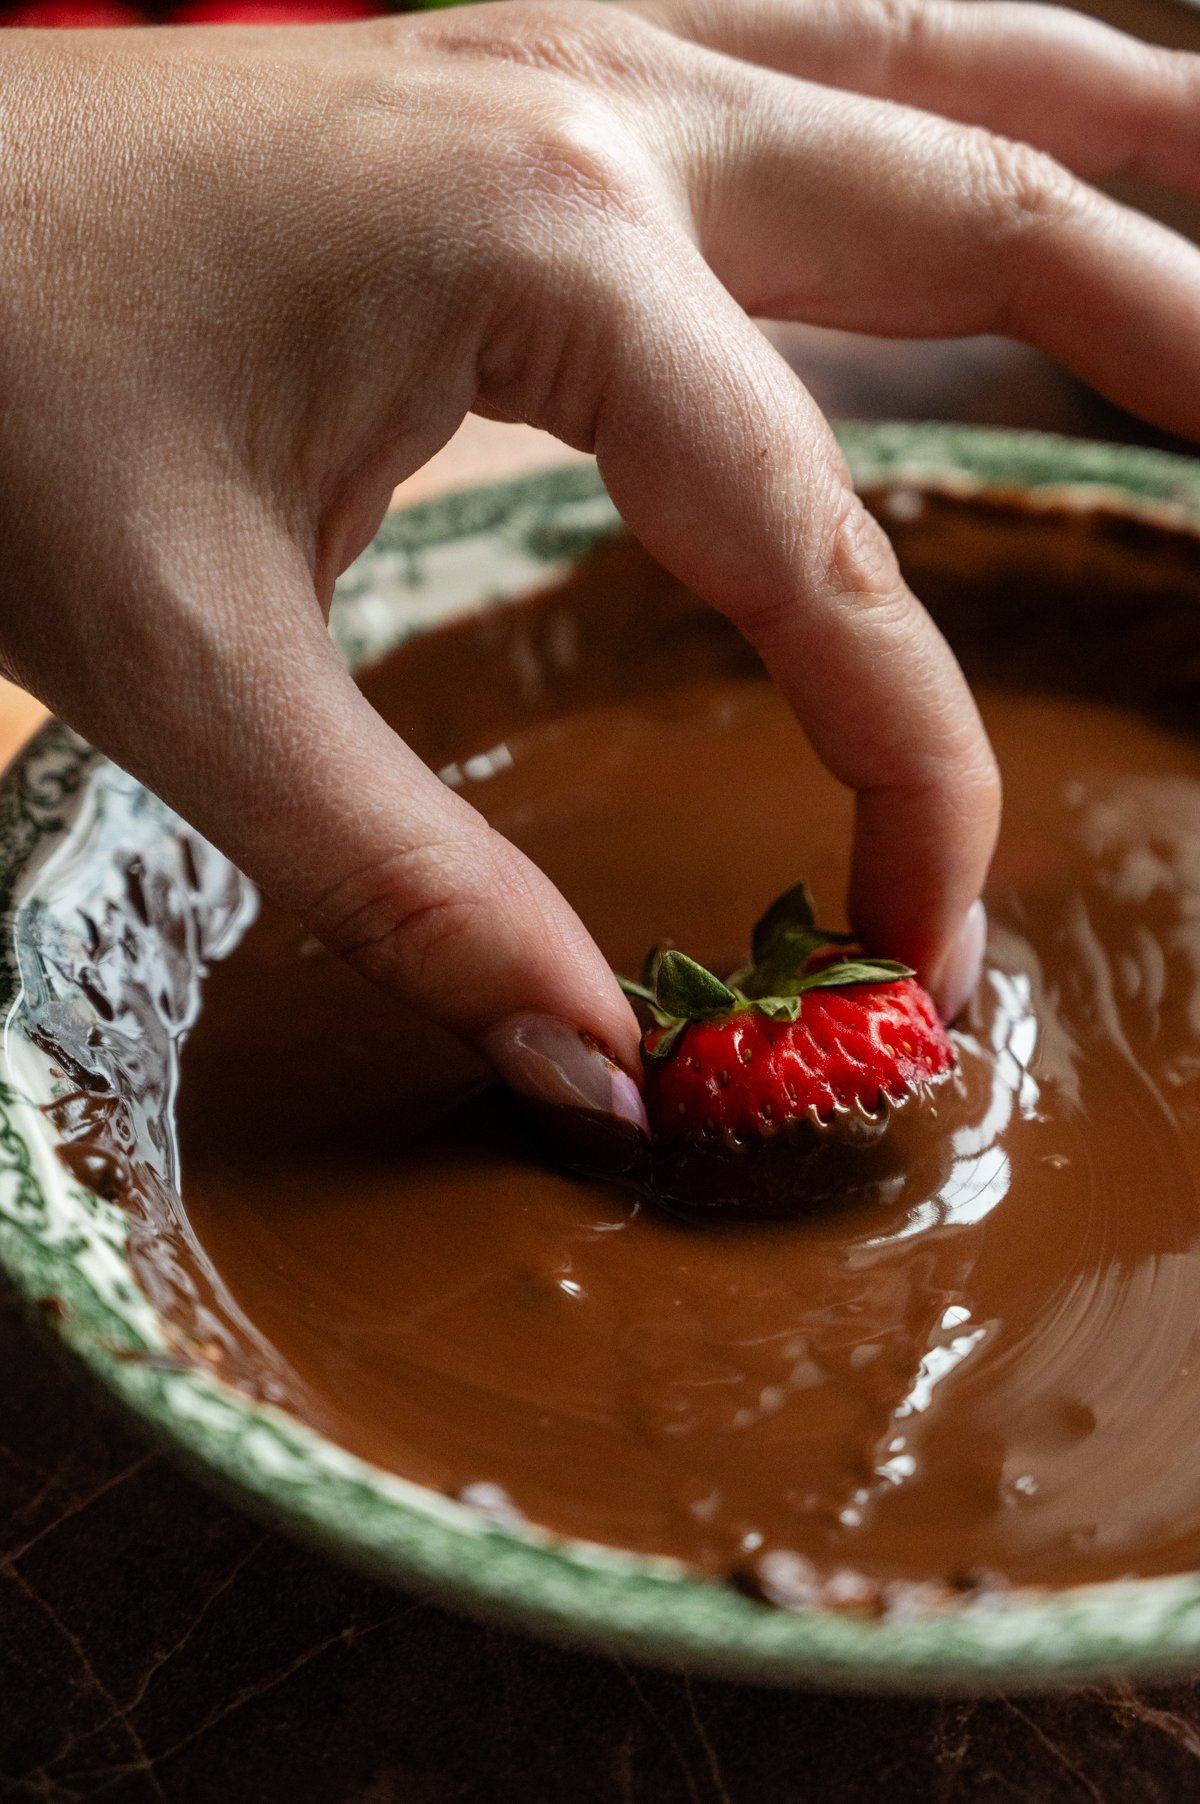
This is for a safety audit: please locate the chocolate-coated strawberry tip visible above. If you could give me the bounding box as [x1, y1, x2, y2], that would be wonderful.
[644, 1099, 902, 1218]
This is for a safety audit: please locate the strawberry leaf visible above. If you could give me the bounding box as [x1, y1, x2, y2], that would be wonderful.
[796, 957, 914, 992]
[641, 941, 671, 990]
[754, 995, 803, 1021]
[618, 976, 661, 1009]
[655, 951, 738, 1019]
[751, 882, 818, 965]
[736, 930, 826, 999]
[742, 882, 859, 999]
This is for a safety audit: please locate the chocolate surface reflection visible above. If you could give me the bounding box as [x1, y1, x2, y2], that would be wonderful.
[74, 498, 1200, 1602]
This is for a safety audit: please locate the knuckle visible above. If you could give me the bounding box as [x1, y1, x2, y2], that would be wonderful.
[966, 132, 1082, 236]
[475, 107, 667, 443]
[407, 0, 667, 223]
[957, 133, 1089, 335]
[819, 490, 906, 609]
[508, 97, 652, 227]
[865, 0, 935, 53]
[730, 490, 908, 655]
[306, 839, 498, 998]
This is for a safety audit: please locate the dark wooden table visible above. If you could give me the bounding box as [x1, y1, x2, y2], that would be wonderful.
[8, 2, 1200, 1797]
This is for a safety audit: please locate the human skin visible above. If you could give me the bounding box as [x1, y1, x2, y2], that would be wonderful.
[0, 0, 1198, 1133]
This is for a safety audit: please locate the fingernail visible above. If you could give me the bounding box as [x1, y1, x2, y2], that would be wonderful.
[932, 900, 987, 1024]
[482, 1012, 649, 1174]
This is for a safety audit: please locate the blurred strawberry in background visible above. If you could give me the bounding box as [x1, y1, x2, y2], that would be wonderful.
[170, 0, 382, 20]
[0, 0, 402, 22]
[2, 1, 142, 21]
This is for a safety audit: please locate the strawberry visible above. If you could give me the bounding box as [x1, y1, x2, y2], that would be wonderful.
[620, 882, 955, 1214]
[2, 1, 142, 23]
[169, 0, 381, 21]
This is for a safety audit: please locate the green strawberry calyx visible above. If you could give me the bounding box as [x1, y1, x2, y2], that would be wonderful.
[618, 882, 913, 1063]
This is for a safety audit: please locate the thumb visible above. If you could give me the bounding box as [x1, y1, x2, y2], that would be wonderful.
[44, 531, 647, 1148]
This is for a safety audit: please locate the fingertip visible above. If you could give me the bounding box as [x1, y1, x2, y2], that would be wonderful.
[482, 1011, 649, 1175]
[481, 1012, 645, 1117]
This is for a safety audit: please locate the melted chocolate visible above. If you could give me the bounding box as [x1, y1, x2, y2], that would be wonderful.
[42, 492, 1200, 1607]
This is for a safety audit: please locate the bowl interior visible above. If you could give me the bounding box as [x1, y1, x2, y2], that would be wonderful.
[6, 427, 1200, 1689]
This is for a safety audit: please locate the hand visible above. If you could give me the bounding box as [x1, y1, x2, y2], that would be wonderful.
[1, 1, 1197, 1131]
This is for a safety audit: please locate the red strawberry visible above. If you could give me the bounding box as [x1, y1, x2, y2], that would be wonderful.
[169, 0, 380, 19]
[2, 1, 142, 23]
[621, 883, 955, 1214]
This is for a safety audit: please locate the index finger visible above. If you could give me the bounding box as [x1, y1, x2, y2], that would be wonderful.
[589, 237, 1000, 1004]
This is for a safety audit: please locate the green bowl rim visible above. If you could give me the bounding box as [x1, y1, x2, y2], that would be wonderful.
[5, 422, 1200, 1692]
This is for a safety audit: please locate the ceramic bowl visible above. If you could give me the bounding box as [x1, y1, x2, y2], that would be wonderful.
[6, 423, 1200, 1692]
